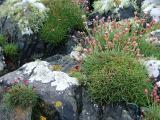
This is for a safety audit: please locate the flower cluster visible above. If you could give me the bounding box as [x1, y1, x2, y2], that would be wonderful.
[76, 0, 90, 12]
[82, 14, 159, 58]
[3, 77, 37, 109]
[152, 84, 160, 103]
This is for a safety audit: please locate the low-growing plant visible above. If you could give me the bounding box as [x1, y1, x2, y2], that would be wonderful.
[143, 87, 160, 120]
[40, 0, 84, 45]
[144, 103, 160, 120]
[138, 39, 160, 59]
[81, 50, 152, 106]
[83, 16, 160, 58]
[4, 44, 18, 57]
[4, 83, 38, 109]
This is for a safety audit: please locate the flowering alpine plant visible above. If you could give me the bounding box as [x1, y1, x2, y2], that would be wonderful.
[82, 14, 160, 58]
[76, 0, 90, 13]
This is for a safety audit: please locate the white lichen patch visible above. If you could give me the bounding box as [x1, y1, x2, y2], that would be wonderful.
[70, 45, 86, 61]
[21, 61, 79, 91]
[51, 71, 79, 91]
[144, 59, 160, 78]
[142, 0, 160, 14]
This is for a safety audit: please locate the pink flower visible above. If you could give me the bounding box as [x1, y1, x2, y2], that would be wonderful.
[146, 23, 150, 28]
[153, 19, 158, 24]
[95, 16, 99, 20]
[23, 80, 30, 86]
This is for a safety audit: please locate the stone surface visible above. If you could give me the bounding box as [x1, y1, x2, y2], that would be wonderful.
[0, 55, 143, 120]
[0, 46, 5, 72]
[70, 45, 86, 62]
[0, 0, 4, 5]
[144, 59, 160, 87]
[142, 0, 160, 21]
[146, 30, 160, 45]
[0, 58, 81, 120]
[118, 6, 135, 19]
[79, 89, 100, 120]
[150, 8, 160, 22]
[0, 12, 81, 66]
[144, 59, 160, 78]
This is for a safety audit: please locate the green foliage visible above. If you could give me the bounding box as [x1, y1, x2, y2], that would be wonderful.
[4, 44, 18, 57]
[145, 103, 160, 120]
[0, 34, 6, 46]
[40, 0, 84, 45]
[4, 84, 38, 109]
[138, 39, 160, 59]
[86, 18, 146, 56]
[81, 50, 151, 106]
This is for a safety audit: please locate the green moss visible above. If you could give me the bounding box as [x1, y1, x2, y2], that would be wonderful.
[82, 51, 152, 106]
[40, 0, 84, 45]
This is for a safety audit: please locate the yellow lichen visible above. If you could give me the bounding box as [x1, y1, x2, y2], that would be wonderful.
[114, 0, 122, 6]
[40, 116, 47, 120]
[52, 65, 63, 71]
[55, 101, 63, 108]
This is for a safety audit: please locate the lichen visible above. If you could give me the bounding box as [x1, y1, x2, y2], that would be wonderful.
[0, 0, 49, 35]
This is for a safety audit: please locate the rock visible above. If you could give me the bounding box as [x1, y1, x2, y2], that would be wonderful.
[0, 61, 5, 72]
[0, 59, 81, 120]
[143, 0, 160, 4]
[0, 46, 5, 72]
[79, 89, 100, 120]
[118, 6, 135, 19]
[70, 45, 86, 61]
[146, 30, 160, 45]
[144, 59, 160, 78]
[102, 103, 142, 120]
[150, 8, 160, 22]
[45, 54, 78, 73]
[0, 55, 143, 120]
[142, 0, 160, 22]
[0, 0, 4, 5]
[143, 59, 160, 87]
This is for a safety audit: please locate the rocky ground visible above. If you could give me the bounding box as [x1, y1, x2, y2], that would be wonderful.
[0, 0, 160, 120]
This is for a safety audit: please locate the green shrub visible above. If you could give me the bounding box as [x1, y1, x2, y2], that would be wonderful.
[4, 84, 38, 109]
[0, 34, 6, 45]
[4, 44, 18, 57]
[81, 50, 151, 106]
[40, 0, 84, 45]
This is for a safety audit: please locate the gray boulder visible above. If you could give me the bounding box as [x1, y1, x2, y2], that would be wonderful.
[0, 59, 80, 120]
[0, 55, 142, 120]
